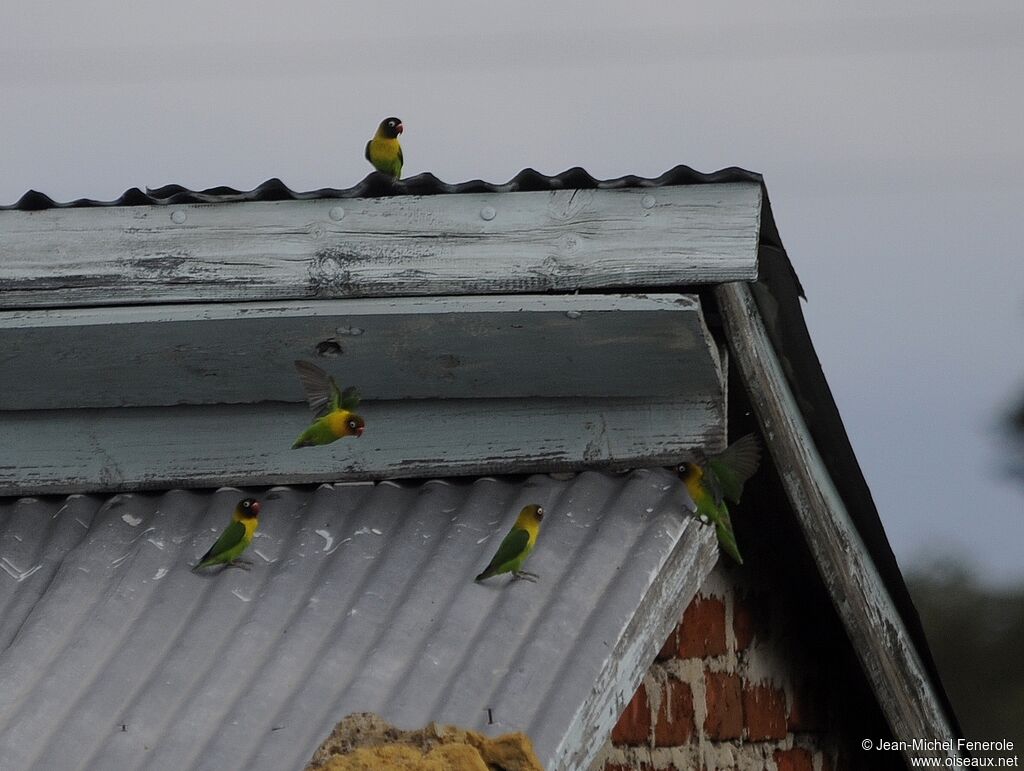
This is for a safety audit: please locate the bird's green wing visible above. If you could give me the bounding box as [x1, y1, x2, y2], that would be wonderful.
[294, 360, 343, 417]
[365, 140, 372, 163]
[708, 433, 761, 505]
[483, 527, 530, 573]
[339, 386, 361, 411]
[199, 520, 246, 564]
[713, 507, 744, 564]
[702, 467, 726, 508]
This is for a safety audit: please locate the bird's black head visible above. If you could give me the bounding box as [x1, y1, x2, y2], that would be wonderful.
[347, 414, 366, 437]
[238, 498, 261, 518]
[378, 117, 404, 138]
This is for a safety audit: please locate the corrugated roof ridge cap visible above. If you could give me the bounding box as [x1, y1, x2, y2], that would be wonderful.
[2, 166, 766, 210]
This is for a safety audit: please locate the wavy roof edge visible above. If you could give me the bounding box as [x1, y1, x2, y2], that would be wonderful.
[4, 165, 763, 211]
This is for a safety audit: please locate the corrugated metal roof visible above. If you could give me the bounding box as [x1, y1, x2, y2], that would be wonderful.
[0, 468, 715, 771]
[2, 165, 764, 210]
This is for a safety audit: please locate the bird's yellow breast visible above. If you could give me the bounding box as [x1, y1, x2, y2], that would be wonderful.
[681, 464, 706, 503]
[514, 513, 541, 548]
[231, 511, 260, 540]
[368, 136, 401, 164]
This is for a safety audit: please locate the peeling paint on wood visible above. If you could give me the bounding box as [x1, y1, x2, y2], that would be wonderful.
[0, 397, 724, 496]
[0, 184, 761, 308]
[715, 282, 957, 759]
[0, 294, 721, 410]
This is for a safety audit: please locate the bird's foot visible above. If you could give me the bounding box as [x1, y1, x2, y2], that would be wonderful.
[228, 559, 253, 571]
[512, 570, 539, 583]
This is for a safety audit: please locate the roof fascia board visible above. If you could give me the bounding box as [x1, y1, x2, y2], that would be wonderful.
[0, 395, 723, 496]
[0, 293, 723, 410]
[715, 281, 957, 762]
[0, 183, 761, 310]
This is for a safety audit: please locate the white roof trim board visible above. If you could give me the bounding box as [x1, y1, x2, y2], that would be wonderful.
[0, 183, 761, 309]
[0, 469, 716, 771]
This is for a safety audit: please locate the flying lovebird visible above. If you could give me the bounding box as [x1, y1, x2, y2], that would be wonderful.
[365, 116, 404, 178]
[291, 360, 365, 449]
[474, 504, 545, 583]
[192, 497, 261, 571]
[678, 433, 761, 565]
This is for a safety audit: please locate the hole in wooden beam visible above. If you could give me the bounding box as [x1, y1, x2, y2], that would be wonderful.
[315, 340, 343, 357]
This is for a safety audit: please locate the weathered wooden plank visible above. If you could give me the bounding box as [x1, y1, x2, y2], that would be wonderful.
[0, 294, 722, 410]
[715, 282, 957, 761]
[0, 396, 724, 496]
[0, 184, 761, 308]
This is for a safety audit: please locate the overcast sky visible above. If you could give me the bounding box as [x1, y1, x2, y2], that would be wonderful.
[3, 2, 1022, 583]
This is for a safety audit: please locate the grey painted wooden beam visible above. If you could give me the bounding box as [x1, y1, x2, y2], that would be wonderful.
[0, 397, 723, 496]
[715, 282, 957, 762]
[0, 294, 723, 410]
[0, 184, 761, 309]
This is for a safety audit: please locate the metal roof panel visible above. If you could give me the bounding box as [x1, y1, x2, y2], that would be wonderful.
[2, 165, 764, 210]
[0, 469, 714, 771]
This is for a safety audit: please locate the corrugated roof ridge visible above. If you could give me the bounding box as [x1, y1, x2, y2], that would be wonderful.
[313, 480, 481, 722]
[2, 165, 765, 211]
[0, 497, 93, 655]
[139, 486, 319, 771]
[421, 474, 588, 725]
[69, 490, 228, 771]
[8, 493, 166, 770]
[374, 480, 517, 722]
[231, 479, 470, 768]
[215, 482, 389, 770]
[524, 469, 680, 740]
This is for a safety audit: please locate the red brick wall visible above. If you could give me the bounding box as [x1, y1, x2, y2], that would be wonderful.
[591, 561, 895, 771]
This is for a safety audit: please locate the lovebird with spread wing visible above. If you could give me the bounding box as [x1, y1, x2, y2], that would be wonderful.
[678, 433, 761, 564]
[475, 504, 544, 583]
[192, 497, 261, 571]
[365, 116, 403, 178]
[291, 360, 365, 448]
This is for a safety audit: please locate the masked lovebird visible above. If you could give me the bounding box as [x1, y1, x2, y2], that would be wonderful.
[365, 116, 404, 178]
[192, 497, 261, 571]
[474, 504, 545, 583]
[291, 360, 365, 449]
[678, 433, 761, 565]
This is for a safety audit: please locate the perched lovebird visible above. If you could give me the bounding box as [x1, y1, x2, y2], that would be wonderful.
[192, 498, 261, 571]
[365, 116, 404, 178]
[678, 433, 761, 565]
[475, 504, 545, 583]
[291, 360, 365, 449]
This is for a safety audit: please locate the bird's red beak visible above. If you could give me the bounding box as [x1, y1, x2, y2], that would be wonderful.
[356, 426, 365, 437]
[396, 123, 404, 134]
[250, 501, 262, 515]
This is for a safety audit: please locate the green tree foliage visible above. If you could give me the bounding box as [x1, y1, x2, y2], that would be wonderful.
[908, 563, 1024, 748]
[1010, 396, 1024, 483]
